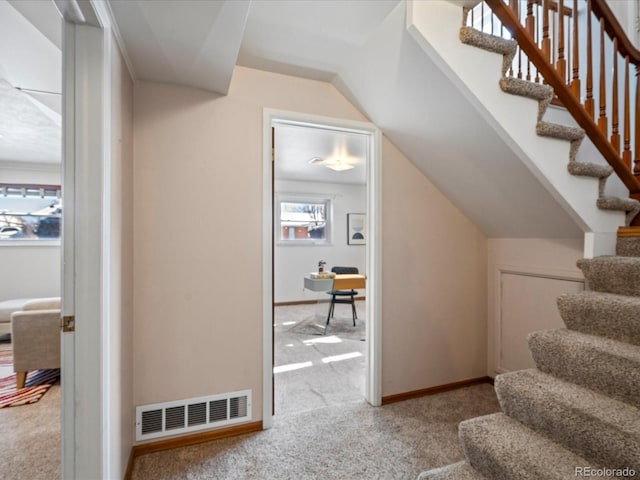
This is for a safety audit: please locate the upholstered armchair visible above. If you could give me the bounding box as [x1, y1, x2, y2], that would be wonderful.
[10, 298, 61, 388]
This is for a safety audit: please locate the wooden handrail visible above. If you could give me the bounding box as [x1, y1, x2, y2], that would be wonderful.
[485, 0, 640, 193]
[591, 0, 640, 63]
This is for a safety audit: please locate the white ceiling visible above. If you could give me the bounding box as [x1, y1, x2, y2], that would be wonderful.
[275, 124, 367, 185]
[0, 0, 583, 236]
[0, 0, 61, 165]
[109, 0, 250, 94]
[237, 0, 400, 82]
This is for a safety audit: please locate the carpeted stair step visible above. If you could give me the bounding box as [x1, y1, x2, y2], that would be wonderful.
[495, 369, 640, 473]
[459, 26, 516, 56]
[528, 328, 640, 408]
[536, 121, 585, 142]
[417, 461, 487, 480]
[557, 291, 640, 345]
[567, 162, 613, 178]
[617, 236, 640, 257]
[577, 256, 640, 296]
[597, 197, 640, 226]
[459, 413, 616, 480]
[499, 77, 552, 101]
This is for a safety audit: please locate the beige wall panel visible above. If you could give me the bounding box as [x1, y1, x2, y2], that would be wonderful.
[133, 66, 489, 421]
[487, 238, 584, 376]
[381, 140, 488, 395]
[500, 273, 583, 372]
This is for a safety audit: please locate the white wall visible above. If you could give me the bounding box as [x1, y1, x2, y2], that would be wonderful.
[274, 179, 366, 303]
[487, 238, 585, 377]
[133, 66, 489, 430]
[0, 163, 60, 302]
[107, 34, 134, 480]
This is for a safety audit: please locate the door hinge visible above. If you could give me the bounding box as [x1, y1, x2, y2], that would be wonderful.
[61, 315, 75, 333]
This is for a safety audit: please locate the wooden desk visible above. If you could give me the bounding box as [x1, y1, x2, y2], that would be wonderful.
[303, 274, 366, 292]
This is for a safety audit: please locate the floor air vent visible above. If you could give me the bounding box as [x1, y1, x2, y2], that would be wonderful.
[136, 389, 252, 441]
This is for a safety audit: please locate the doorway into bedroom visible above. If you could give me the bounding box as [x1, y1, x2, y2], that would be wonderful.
[271, 121, 370, 417]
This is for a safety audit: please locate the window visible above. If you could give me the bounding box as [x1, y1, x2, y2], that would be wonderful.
[0, 184, 61, 242]
[276, 195, 332, 245]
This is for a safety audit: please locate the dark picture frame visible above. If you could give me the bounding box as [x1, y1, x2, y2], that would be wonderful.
[347, 213, 366, 245]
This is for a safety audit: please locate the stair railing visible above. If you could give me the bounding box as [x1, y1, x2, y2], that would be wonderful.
[469, 0, 640, 225]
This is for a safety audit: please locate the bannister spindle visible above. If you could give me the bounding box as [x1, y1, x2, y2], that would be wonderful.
[542, 0, 551, 62]
[526, 0, 535, 81]
[557, 0, 566, 80]
[636, 65, 640, 174]
[598, 18, 608, 136]
[571, 0, 580, 98]
[611, 38, 620, 153]
[585, 0, 594, 118]
[624, 56, 631, 169]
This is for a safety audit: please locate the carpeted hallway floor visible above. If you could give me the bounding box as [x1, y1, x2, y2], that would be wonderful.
[132, 383, 501, 480]
[0, 337, 61, 480]
[132, 303, 501, 479]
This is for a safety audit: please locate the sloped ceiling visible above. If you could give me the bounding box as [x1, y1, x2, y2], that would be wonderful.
[108, 0, 582, 237]
[109, 0, 250, 94]
[0, 0, 61, 165]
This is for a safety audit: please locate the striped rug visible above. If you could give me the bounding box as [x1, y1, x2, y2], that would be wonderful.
[0, 369, 60, 408]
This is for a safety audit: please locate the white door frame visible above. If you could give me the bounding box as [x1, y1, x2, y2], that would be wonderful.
[262, 109, 382, 428]
[61, 1, 113, 478]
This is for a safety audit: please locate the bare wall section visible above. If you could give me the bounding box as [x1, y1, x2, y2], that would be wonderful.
[0, 165, 60, 303]
[382, 139, 488, 395]
[133, 65, 489, 423]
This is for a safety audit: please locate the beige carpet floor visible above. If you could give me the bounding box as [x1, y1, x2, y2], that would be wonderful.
[274, 302, 366, 416]
[0, 338, 61, 480]
[133, 303, 500, 479]
[132, 384, 500, 480]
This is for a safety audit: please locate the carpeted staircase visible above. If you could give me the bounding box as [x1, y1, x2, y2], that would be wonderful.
[417, 19, 640, 480]
[419, 237, 640, 479]
[458, 20, 640, 226]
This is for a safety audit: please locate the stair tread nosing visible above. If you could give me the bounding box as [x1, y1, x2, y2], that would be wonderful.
[499, 77, 552, 101]
[536, 121, 585, 141]
[577, 256, 640, 296]
[495, 369, 640, 472]
[459, 26, 516, 56]
[528, 328, 640, 408]
[568, 162, 613, 178]
[459, 413, 618, 480]
[417, 461, 487, 480]
[557, 291, 640, 346]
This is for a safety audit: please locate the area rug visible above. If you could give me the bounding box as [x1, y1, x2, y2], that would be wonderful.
[286, 313, 365, 340]
[0, 369, 60, 408]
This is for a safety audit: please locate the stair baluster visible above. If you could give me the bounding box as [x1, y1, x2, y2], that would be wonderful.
[611, 37, 620, 153]
[585, 0, 594, 118]
[571, 0, 580, 98]
[598, 18, 608, 136]
[623, 56, 631, 168]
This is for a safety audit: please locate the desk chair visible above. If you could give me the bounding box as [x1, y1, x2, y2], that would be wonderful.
[325, 266, 358, 334]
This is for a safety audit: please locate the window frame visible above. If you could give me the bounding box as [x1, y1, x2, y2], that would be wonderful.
[275, 193, 334, 246]
[0, 183, 62, 246]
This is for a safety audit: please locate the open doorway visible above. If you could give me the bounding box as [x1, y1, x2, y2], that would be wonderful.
[273, 123, 368, 416]
[262, 110, 382, 427]
[0, 0, 63, 477]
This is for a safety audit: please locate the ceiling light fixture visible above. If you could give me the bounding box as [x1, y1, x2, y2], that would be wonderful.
[324, 158, 354, 171]
[308, 156, 354, 171]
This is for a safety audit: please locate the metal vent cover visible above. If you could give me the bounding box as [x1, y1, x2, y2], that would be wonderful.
[136, 390, 252, 441]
